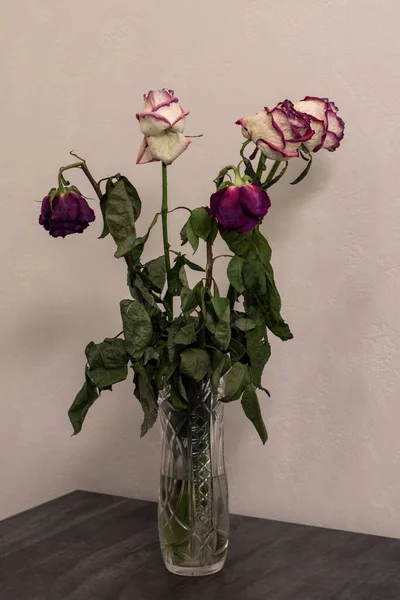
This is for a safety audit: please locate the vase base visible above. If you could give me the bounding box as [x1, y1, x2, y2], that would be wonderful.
[165, 559, 226, 577]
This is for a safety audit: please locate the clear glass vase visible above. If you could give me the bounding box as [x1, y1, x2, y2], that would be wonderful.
[158, 376, 229, 576]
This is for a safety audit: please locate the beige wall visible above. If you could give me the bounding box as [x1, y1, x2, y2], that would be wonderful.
[2, 0, 400, 537]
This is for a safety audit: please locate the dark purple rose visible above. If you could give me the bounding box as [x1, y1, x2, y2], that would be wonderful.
[209, 183, 271, 233]
[39, 191, 96, 238]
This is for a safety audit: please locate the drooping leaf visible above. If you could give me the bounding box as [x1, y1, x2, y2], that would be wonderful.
[106, 179, 139, 258]
[131, 213, 160, 264]
[262, 263, 293, 341]
[242, 260, 267, 295]
[190, 208, 212, 240]
[221, 230, 254, 257]
[85, 338, 129, 390]
[180, 286, 199, 316]
[183, 257, 205, 272]
[229, 338, 246, 362]
[132, 363, 158, 436]
[118, 176, 142, 220]
[205, 311, 216, 334]
[167, 255, 186, 297]
[213, 165, 233, 189]
[210, 297, 231, 351]
[68, 368, 99, 435]
[223, 362, 251, 402]
[209, 218, 218, 244]
[120, 299, 153, 359]
[180, 219, 199, 253]
[180, 348, 210, 382]
[154, 357, 179, 390]
[211, 349, 231, 394]
[241, 384, 268, 444]
[175, 321, 197, 346]
[170, 384, 187, 410]
[235, 317, 256, 332]
[253, 230, 272, 267]
[167, 318, 184, 362]
[146, 256, 166, 292]
[227, 256, 245, 293]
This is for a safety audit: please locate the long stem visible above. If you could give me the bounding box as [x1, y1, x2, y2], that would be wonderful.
[161, 163, 173, 319]
[205, 237, 213, 290]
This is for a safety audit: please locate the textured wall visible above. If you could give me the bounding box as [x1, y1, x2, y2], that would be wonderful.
[1, 0, 400, 537]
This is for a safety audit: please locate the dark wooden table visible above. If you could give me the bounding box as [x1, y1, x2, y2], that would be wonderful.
[1, 491, 400, 599]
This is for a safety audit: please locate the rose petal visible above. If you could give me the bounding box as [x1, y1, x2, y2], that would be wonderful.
[147, 89, 175, 109]
[136, 137, 157, 164]
[137, 113, 171, 135]
[156, 102, 185, 126]
[257, 138, 299, 161]
[235, 216, 260, 232]
[240, 184, 271, 218]
[215, 187, 248, 229]
[146, 131, 191, 165]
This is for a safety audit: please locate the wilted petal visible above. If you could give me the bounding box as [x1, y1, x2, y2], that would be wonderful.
[136, 137, 156, 164]
[215, 186, 248, 230]
[240, 184, 271, 218]
[147, 131, 191, 165]
[156, 101, 184, 126]
[147, 88, 176, 108]
[137, 113, 171, 136]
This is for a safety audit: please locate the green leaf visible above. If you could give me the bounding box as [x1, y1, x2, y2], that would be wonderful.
[155, 358, 179, 390]
[211, 349, 231, 394]
[180, 348, 210, 382]
[235, 317, 256, 332]
[68, 368, 99, 435]
[186, 220, 199, 252]
[243, 304, 271, 387]
[229, 338, 246, 362]
[262, 263, 293, 341]
[241, 384, 268, 444]
[143, 347, 160, 364]
[120, 299, 153, 359]
[146, 256, 166, 292]
[175, 321, 197, 346]
[131, 213, 160, 264]
[118, 176, 142, 220]
[183, 257, 205, 272]
[205, 311, 216, 334]
[290, 154, 313, 185]
[167, 318, 184, 362]
[167, 255, 186, 297]
[222, 230, 254, 257]
[223, 362, 251, 402]
[106, 179, 140, 258]
[132, 363, 158, 436]
[180, 219, 199, 253]
[227, 256, 245, 293]
[98, 178, 115, 239]
[190, 208, 212, 241]
[85, 338, 129, 390]
[253, 230, 272, 267]
[180, 286, 198, 316]
[210, 297, 231, 351]
[242, 260, 267, 295]
[209, 218, 218, 244]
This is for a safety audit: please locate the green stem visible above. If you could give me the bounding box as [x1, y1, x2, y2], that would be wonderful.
[205, 238, 213, 290]
[256, 154, 267, 180]
[161, 163, 173, 319]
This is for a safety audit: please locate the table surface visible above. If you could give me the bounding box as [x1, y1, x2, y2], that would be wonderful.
[1, 491, 400, 600]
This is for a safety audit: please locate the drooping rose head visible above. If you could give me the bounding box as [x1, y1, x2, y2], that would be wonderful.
[39, 190, 96, 238]
[294, 96, 345, 152]
[236, 100, 314, 161]
[209, 183, 271, 233]
[136, 89, 191, 165]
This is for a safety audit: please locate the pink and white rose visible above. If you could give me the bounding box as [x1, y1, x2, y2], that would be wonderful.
[294, 96, 345, 152]
[136, 89, 191, 165]
[236, 100, 315, 161]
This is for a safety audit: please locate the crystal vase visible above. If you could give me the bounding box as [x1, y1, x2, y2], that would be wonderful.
[158, 376, 229, 576]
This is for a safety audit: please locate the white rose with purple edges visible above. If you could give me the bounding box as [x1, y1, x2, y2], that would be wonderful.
[236, 100, 315, 161]
[294, 96, 345, 152]
[136, 89, 191, 165]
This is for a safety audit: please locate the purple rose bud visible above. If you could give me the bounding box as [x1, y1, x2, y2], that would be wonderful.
[209, 183, 271, 233]
[39, 191, 96, 238]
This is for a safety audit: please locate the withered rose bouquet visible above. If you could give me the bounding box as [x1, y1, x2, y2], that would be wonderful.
[39, 90, 344, 443]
